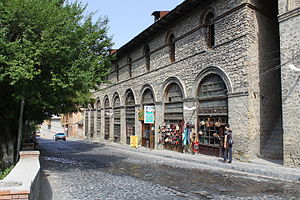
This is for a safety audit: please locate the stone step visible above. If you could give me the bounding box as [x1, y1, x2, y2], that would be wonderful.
[261, 149, 283, 157]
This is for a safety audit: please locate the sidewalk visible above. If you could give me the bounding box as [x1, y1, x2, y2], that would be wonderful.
[75, 138, 300, 182]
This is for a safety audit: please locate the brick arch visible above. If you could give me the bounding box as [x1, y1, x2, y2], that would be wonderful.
[103, 95, 110, 108]
[124, 89, 136, 105]
[194, 66, 233, 97]
[139, 84, 156, 105]
[200, 6, 217, 25]
[161, 76, 186, 101]
[95, 98, 101, 110]
[165, 30, 176, 43]
[112, 92, 121, 107]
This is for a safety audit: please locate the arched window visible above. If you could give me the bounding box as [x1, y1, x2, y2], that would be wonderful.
[142, 89, 155, 105]
[128, 56, 132, 78]
[84, 109, 89, 137]
[197, 74, 228, 156]
[113, 95, 121, 142]
[144, 45, 150, 71]
[166, 32, 175, 63]
[116, 64, 119, 82]
[204, 11, 215, 48]
[90, 106, 95, 138]
[104, 97, 110, 140]
[125, 91, 135, 145]
[96, 100, 101, 138]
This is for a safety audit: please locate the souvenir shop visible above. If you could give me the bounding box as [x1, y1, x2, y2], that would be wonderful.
[160, 83, 185, 153]
[196, 74, 228, 157]
[159, 74, 229, 157]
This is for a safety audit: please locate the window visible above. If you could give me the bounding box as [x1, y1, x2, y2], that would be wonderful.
[144, 45, 150, 71]
[84, 111, 88, 136]
[204, 12, 215, 48]
[142, 89, 154, 105]
[104, 98, 110, 140]
[96, 100, 101, 137]
[166, 32, 175, 63]
[116, 64, 119, 82]
[128, 57, 132, 78]
[113, 95, 121, 142]
[164, 83, 183, 122]
[125, 91, 135, 145]
[90, 110, 95, 138]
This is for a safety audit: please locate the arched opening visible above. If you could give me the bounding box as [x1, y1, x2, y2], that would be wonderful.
[113, 95, 121, 143]
[144, 45, 150, 71]
[104, 97, 110, 140]
[116, 64, 119, 82]
[141, 88, 155, 149]
[96, 100, 101, 138]
[90, 105, 95, 139]
[166, 32, 175, 63]
[125, 91, 135, 144]
[197, 74, 228, 157]
[204, 11, 215, 48]
[162, 83, 184, 152]
[128, 56, 132, 78]
[84, 109, 89, 137]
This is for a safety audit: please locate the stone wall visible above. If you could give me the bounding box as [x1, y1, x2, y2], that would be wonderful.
[0, 151, 40, 200]
[278, 0, 300, 167]
[89, 0, 282, 161]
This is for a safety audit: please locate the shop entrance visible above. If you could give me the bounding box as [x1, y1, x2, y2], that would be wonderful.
[125, 90, 135, 145]
[197, 74, 228, 157]
[142, 122, 155, 149]
[162, 83, 184, 153]
[141, 88, 156, 149]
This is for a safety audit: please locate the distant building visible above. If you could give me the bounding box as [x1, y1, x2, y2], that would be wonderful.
[61, 111, 85, 139]
[84, 0, 300, 167]
[40, 115, 64, 138]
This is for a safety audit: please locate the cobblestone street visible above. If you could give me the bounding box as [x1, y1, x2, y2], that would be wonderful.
[38, 139, 300, 200]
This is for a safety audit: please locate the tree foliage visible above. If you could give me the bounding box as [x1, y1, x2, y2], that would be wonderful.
[0, 0, 114, 168]
[0, 0, 113, 126]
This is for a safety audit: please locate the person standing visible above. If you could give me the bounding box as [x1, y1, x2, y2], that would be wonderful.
[223, 124, 233, 163]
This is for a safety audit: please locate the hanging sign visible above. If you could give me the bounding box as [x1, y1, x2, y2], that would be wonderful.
[138, 109, 144, 121]
[144, 106, 155, 124]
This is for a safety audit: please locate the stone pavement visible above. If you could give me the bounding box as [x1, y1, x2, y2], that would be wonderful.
[79, 138, 300, 182]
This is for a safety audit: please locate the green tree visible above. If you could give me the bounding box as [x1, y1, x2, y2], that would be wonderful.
[0, 0, 114, 168]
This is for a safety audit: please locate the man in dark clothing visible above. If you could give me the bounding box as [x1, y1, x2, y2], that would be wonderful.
[223, 124, 233, 163]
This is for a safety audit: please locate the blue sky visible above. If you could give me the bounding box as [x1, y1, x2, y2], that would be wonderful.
[69, 0, 184, 49]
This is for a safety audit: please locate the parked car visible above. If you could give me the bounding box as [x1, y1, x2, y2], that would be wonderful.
[54, 133, 66, 141]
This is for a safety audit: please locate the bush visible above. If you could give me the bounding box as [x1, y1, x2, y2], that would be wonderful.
[0, 165, 14, 180]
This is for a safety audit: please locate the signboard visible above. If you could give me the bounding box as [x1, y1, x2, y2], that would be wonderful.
[144, 106, 155, 124]
[130, 136, 139, 148]
[138, 109, 144, 121]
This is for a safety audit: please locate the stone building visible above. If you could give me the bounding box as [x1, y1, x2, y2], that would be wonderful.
[84, 0, 300, 167]
[61, 112, 85, 139]
[40, 115, 64, 138]
[278, 0, 300, 167]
